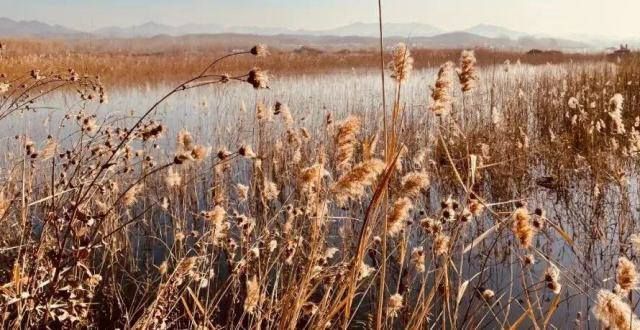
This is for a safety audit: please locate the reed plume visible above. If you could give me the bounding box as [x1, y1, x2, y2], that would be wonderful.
[616, 257, 637, 293]
[512, 207, 534, 249]
[593, 289, 640, 330]
[389, 43, 413, 82]
[609, 93, 625, 134]
[300, 163, 327, 194]
[388, 197, 413, 237]
[457, 50, 478, 93]
[430, 61, 454, 116]
[433, 233, 450, 256]
[334, 115, 361, 173]
[244, 275, 261, 314]
[331, 158, 385, 206]
[399, 171, 430, 198]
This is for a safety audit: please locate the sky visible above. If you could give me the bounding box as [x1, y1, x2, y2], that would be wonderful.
[2, 0, 639, 39]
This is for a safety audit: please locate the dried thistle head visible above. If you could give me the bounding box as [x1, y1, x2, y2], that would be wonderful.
[411, 247, 425, 273]
[238, 144, 256, 158]
[250, 44, 269, 57]
[481, 288, 495, 301]
[191, 145, 210, 161]
[236, 183, 249, 201]
[247, 68, 269, 89]
[544, 265, 562, 294]
[177, 129, 194, 152]
[358, 262, 375, 281]
[387, 293, 404, 318]
[274, 101, 293, 125]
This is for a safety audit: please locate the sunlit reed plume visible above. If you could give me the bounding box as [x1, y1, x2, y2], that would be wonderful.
[335, 115, 361, 173]
[399, 171, 430, 198]
[388, 197, 413, 237]
[331, 158, 385, 206]
[389, 43, 413, 82]
[244, 275, 261, 314]
[513, 207, 534, 249]
[609, 93, 625, 134]
[123, 184, 144, 206]
[593, 289, 640, 330]
[616, 257, 637, 293]
[433, 233, 450, 256]
[457, 50, 478, 93]
[430, 61, 454, 116]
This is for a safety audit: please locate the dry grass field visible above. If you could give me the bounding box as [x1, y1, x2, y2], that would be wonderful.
[0, 31, 639, 329]
[0, 38, 606, 86]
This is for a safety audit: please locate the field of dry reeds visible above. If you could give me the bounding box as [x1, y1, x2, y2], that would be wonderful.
[0, 38, 606, 86]
[0, 31, 639, 329]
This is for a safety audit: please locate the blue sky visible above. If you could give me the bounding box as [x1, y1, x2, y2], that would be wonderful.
[2, 0, 639, 38]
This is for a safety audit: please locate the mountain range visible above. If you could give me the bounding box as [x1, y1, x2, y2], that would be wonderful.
[0, 17, 636, 51]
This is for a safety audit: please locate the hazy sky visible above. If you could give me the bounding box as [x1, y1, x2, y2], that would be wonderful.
[2, 0, 638, 38]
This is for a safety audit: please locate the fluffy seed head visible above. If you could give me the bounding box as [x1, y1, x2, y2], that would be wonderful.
[430, 61, 454, 116]
[388, 293, 404, 318]
[334, 116, 361, 173]
[250, 44, 268, 57]
[593, 289, 640, 330]
[616, 257, 637, 293]
[457, 50, 478, 93]
[389, 43, 413, 82]
[512, 207, 534, 249]
[331, 159, 385, 206]
[400, 171, 430, 198]
[388, 197, 413, 237]
[247, 68, 269, 89]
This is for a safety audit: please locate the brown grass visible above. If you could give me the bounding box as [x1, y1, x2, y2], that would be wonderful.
[0, 37, 608, 87]
[0, 34, 639, 329]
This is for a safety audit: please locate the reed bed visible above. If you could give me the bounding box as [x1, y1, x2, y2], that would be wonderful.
[0, 37, 639, 329]
[0, 37, 607, 87]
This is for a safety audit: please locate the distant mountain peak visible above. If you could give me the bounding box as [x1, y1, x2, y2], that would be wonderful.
[0, 17, 82, 37]
[0, 17, 633, 50]
[317, 22, 444, 38]
[463, 24, 526, 40]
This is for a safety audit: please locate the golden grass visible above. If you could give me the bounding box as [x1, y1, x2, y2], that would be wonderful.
[0, 37, 607, 86]
[0, 35, 639, 329]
